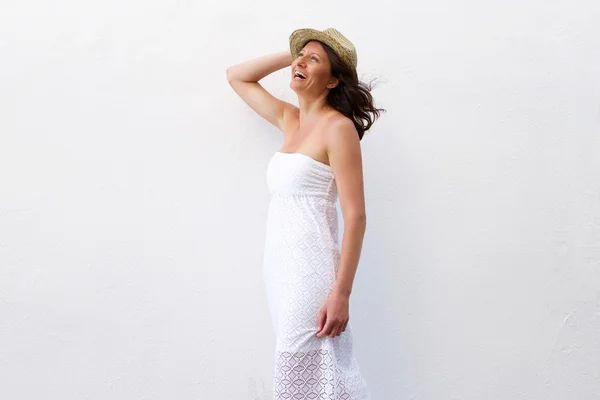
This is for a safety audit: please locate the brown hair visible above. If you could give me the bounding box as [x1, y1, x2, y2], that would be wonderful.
[320, 41, 386, 140]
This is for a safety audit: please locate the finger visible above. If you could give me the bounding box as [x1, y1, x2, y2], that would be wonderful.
[341, 320, 348, 333]
[339, 319, 347, 332]
[331, 324, 341, 338]
[329, 321, 341, 338]
[336, 322, 344, 337]
[316, 308, 327, 333]
[338, 321, 347, 335]
[317, 320, 333, 338]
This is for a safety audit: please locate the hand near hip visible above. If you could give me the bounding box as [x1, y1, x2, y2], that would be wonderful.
[316, 290, 350, 338]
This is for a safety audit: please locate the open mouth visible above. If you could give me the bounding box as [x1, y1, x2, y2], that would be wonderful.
[294, 71, 307, 80]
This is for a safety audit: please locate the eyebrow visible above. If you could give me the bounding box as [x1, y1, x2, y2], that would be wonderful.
[299, 50, 321, 58]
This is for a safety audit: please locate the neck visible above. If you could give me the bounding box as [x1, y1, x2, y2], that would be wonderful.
[297, 92, 333, 125]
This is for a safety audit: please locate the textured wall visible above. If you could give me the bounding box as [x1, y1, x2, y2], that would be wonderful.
[1, 0, 599, 399]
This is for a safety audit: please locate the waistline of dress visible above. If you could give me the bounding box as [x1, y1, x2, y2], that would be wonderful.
[269, 192, 337, 204]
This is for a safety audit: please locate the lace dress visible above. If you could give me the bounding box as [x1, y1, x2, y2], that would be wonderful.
[262, 151, 371, 399]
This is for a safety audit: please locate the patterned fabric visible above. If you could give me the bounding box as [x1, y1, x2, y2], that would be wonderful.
[263, 152, 371, 399]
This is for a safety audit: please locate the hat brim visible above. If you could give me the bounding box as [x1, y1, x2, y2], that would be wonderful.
[289, 28, 333, 58]
[289, 28, 357, 72]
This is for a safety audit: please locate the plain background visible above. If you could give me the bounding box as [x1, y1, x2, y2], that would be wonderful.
[1, 1, 599, 399]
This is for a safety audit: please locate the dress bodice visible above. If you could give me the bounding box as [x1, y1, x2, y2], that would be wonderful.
[266, 152, 337, 203]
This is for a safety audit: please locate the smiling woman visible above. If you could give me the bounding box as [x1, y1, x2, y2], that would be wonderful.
[226, 27, 385, 400]
[293, 70, 307, 79]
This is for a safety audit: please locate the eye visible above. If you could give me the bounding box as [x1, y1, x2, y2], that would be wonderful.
[311, 56, 318, 61]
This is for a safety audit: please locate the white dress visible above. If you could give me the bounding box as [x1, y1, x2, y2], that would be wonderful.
[262, 151, 371, 399]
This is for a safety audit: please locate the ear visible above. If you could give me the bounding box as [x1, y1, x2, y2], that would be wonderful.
[327, 76, 339, 89]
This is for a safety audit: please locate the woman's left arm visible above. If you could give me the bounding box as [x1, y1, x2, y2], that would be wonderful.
[315, 118, 366, 339]
[327, 118, 367, 297]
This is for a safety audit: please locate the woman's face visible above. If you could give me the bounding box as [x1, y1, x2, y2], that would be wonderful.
[290, 40, 338, 93]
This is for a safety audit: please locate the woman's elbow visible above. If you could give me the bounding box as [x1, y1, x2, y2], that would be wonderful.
[347, 213, 367, 227]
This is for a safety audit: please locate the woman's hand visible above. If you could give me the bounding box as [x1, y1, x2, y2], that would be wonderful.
[316, 290, 350, 338]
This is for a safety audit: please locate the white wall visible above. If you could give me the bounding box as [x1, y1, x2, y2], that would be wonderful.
[1, 1, 599, 399]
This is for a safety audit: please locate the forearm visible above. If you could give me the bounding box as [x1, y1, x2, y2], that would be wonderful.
[333, 215, 367, 296]
[226, 50, 293, 82]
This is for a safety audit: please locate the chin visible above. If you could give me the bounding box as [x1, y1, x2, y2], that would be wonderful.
[290, 80, 305, 92]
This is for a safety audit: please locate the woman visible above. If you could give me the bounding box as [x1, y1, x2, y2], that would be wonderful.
[226, 27, 384, 399]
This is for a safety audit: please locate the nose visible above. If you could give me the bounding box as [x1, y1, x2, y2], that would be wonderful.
[296, 54, 307, 66]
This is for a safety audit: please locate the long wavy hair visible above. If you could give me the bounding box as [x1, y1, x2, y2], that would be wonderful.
[319, 41, 386, 140]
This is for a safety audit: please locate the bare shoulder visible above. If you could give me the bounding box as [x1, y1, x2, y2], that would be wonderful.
[325, 113, 361, 158]
[324, 112, 365, 219]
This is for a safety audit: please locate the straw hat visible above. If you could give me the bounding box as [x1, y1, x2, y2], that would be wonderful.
[289, 27, 358, 75]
